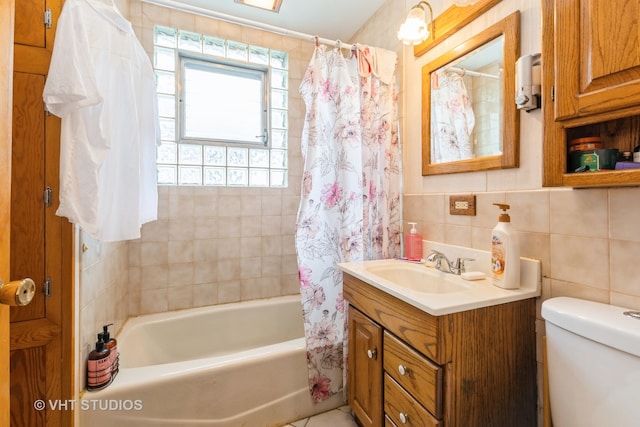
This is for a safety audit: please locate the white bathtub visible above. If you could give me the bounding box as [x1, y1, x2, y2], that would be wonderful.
[79, 295, 344, 426]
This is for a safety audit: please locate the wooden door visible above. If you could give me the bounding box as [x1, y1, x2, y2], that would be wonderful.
[1, 0, 16, 425]
[11, 1, 73, 426]
[348, 306, 383, 427]
[554, 0, 640, 119]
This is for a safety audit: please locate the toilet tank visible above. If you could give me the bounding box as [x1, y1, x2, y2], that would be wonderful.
[542, 297, 640, 427]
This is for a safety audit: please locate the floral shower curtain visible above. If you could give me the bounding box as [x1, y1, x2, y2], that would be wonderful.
[431, 71, 475, 163]
[295, 44, 400, 403]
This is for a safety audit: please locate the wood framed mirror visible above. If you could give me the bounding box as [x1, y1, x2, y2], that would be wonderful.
[422, 11, 520, 176]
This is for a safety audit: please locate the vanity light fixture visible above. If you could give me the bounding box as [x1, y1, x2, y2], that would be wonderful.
[397, 1, 435, 45]
[235, 0, 283, 13]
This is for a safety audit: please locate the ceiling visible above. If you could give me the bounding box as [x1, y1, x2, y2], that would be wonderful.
[145, 0, 389, 42]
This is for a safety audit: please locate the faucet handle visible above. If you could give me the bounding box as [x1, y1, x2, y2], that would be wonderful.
[455, 257, 475, 273]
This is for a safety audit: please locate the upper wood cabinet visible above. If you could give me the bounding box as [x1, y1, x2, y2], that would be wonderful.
[554, 0, 640, 120]
[543, 0, 640, 187]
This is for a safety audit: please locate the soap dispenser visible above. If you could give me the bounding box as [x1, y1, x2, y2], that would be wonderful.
[404, 222, 423, 261]
[87, 333, 112, 391]
[102, 324, 119, 378]
[491, 203, 520, 289]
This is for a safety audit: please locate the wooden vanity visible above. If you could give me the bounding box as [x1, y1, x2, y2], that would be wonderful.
[344, 272, 537, 427]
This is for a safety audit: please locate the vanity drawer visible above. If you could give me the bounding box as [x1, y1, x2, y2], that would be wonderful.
[384, 374, 442, 427]
[384, 331, 443, 418]
[385, 415, 398, 427]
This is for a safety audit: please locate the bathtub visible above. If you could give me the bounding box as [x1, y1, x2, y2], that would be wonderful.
[79, 295, 345, 426]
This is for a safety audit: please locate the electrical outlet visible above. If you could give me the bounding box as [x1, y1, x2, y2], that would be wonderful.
[449, 195, 476, 216]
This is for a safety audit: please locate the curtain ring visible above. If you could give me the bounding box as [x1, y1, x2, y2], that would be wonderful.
[335, 39, 342, 50]
[314, 36, 319, 47]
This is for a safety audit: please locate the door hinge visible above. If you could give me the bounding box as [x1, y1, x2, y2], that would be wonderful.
[551, 85, 555, 102]
[44, 8, 52, 29]
[44, 186, 52, 207]
[44, 278, 51, 298]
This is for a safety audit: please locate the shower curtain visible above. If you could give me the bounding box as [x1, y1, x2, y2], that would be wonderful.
[295, 44, 400, 403]
[431, 71, 475, 163]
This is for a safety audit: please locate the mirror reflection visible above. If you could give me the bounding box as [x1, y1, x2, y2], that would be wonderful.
[430, 36, 503, 163]
[422, 11, 520, 176]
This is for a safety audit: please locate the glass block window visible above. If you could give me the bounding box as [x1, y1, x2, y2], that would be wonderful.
[153, 26, 289, 187]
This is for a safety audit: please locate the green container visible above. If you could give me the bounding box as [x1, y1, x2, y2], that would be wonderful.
[568, 149, 618, 172]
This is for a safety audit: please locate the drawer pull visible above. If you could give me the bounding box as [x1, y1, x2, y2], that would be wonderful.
[399, 412, 409, 424]
[398, 364, 408, 376]
[367, 348, 377, 359]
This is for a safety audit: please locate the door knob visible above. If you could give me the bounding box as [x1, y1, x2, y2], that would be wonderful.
[0, 278, 36, 306]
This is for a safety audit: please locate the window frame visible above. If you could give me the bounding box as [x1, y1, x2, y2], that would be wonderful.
[177, 52, 270, 148]
[153, 25, 289, 187]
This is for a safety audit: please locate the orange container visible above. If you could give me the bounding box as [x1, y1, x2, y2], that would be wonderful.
[568, 136, 602, 153]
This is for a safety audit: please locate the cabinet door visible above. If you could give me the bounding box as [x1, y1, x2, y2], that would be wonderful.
[555, 0, 640, 119]
[348, 306, 383, 427]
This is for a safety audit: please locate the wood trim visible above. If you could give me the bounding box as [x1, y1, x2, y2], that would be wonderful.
[0, 0, 14, 424]
[43, 1, 75, 424]
[413, 0, 502, 58]
[422, 11, 520, 176]
[541, 0, 563, 186]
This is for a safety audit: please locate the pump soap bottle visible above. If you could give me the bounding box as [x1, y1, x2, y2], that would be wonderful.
[491, 203, 520, 289]
[103, 324, 119, 378]
[404, 222, 423, 261]
[87, 333, 112, 391]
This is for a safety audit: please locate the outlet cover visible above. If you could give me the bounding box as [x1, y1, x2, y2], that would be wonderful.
[449, 195, 476, 216]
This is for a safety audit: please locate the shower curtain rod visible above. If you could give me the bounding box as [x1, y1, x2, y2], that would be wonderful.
[141, 0, 354, 49]
[445, 66, 500, 80]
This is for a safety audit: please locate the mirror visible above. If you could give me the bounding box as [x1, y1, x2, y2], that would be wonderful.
[422, 11, 520, 175]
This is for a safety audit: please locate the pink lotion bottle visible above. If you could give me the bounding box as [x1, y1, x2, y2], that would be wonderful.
[404, 222, 423, 261]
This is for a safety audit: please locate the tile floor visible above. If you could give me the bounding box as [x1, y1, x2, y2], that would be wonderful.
[284, 405, 358, 427]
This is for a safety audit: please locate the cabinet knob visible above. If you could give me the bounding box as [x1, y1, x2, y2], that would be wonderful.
[399, 412, 409, 424]
[398, 364, 408, 376]
[367, 348, 377, 359]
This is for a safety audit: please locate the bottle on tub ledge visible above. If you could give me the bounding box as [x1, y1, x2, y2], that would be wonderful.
[86, 333, 112, 391]
[102, 324, 119, 378]
[491, 203, 520, 289]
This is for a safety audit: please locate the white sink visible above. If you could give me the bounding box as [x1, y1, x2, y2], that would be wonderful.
[364, 262, 471, 294]
[338, 242, 541, 316]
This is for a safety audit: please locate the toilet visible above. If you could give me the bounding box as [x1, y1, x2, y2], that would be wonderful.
[542, 297, 640, 427]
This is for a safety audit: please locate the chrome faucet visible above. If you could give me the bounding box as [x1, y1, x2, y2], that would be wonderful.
[425, 250, 474, 275]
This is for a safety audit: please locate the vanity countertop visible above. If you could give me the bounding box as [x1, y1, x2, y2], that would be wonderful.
[338, 242, 541, 316]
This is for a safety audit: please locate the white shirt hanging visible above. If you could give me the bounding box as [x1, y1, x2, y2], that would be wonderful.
[43, 0, 160, 241]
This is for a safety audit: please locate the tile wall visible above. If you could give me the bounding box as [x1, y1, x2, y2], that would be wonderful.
[123, 0, 314, 315]
[127, 185, 302, 315]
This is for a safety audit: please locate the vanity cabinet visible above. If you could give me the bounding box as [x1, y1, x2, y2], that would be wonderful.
[344, 273, 537, 427]
[542, 0, 640, 187]
[348, 306, 383, 427]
